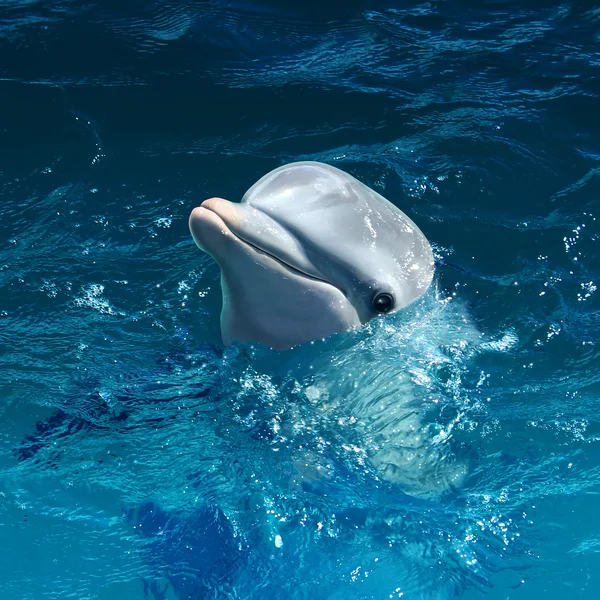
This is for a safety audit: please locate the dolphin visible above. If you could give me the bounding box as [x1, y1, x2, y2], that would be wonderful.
[189, 161, 434, 350]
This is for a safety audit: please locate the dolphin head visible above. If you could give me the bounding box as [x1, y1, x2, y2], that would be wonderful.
[189, 161, 434, 350]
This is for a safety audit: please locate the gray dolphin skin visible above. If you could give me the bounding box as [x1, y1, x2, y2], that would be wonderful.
[189, 161, 434, 350]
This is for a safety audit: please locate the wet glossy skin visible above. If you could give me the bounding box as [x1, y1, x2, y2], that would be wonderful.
[189, 161, 434, 350]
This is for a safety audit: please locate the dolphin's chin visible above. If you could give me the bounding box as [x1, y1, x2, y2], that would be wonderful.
[219, 248, 362, 349]
[220, 272, 361, 351]
[189, 200, 361, 350]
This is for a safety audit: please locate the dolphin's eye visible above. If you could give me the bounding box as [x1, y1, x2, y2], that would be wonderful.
[373, 293, 394, 314]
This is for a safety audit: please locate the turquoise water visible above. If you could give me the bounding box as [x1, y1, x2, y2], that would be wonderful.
[1, 1, 599, 598]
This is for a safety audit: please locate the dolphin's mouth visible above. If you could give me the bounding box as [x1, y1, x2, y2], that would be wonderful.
[198, 202, 337, 289]
[235, 231, 335, 287]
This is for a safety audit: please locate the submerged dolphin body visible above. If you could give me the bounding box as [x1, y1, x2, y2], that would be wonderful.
[189, 161, 434, 350]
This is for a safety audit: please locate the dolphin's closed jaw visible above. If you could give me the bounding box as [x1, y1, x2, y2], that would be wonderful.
[189, 197, 361, 349]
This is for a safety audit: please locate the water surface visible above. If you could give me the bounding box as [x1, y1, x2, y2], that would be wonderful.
[1, 1, 599, 599]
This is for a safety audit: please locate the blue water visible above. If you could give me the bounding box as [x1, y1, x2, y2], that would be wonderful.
[1, 1, 599, 598]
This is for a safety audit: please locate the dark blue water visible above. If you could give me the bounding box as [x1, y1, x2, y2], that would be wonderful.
[1, 1, 599, 599]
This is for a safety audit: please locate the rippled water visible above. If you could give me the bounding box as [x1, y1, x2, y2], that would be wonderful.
[1, 1, 599, 599]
